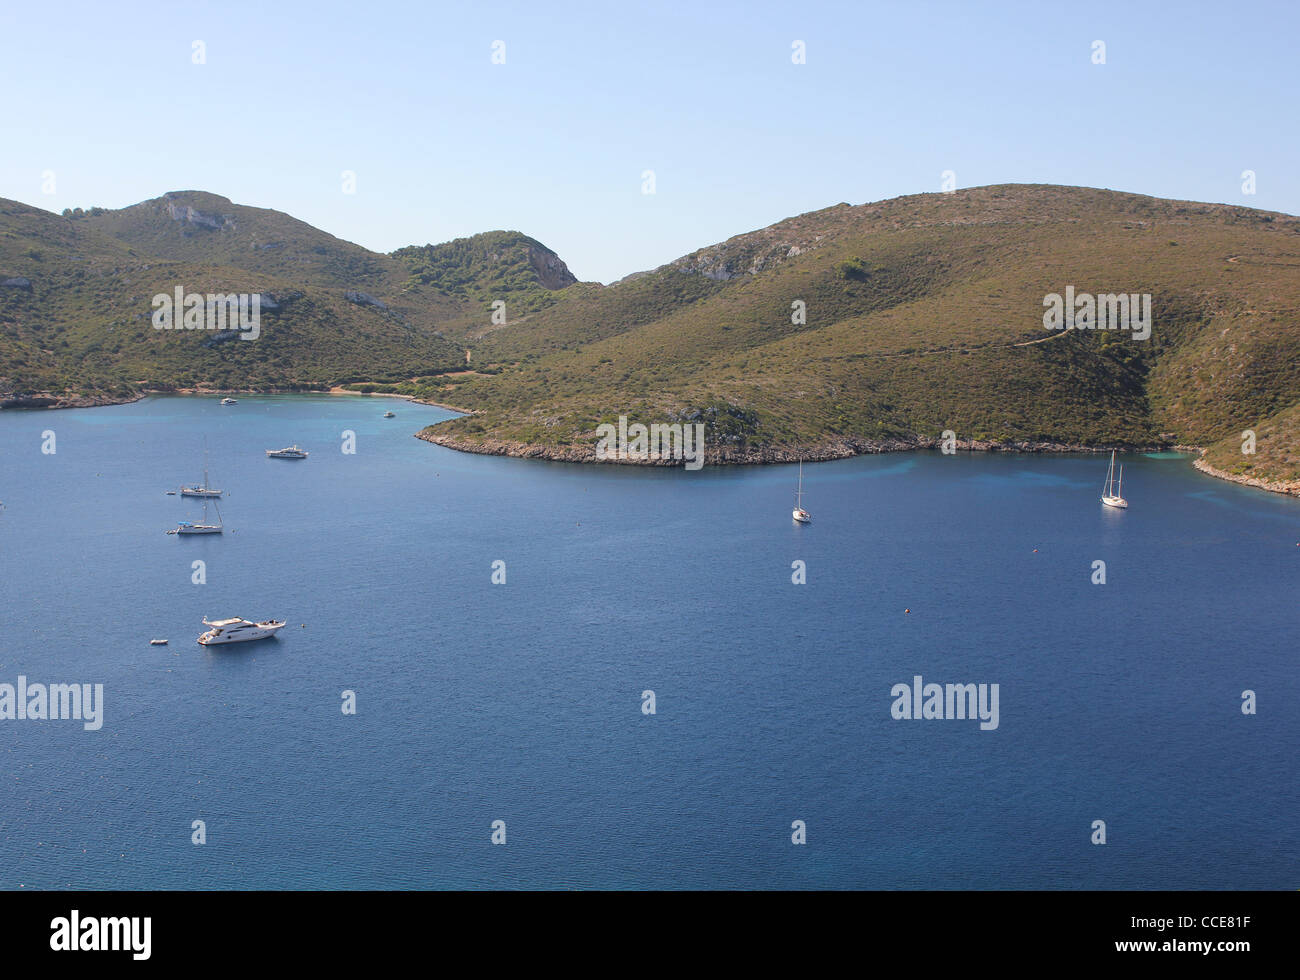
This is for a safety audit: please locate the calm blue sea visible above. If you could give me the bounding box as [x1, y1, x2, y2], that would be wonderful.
[0, 395, 1296, 889]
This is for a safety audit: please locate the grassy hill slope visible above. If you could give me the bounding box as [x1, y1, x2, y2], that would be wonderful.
[406, 185, 1299, 481]
[0, 193, 577, 399]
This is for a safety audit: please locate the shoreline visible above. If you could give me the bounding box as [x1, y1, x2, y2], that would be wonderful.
[419, 428, 1300, 497]
[417, 428, 1172, 466]
[0, 386, 421, 409]
[1191, 455, 1300, 498]
[0, 391, 147, 410]
[5, 387, 1295, 498]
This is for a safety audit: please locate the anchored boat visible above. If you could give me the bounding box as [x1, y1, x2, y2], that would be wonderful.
[197, 617, 286, 645]
[169, 497, 223, 534]
[266, 445, 309, 459]
[1101, 450, 1128, 509]
[793, 460, 811, 524]
[180, 447, 223, 497]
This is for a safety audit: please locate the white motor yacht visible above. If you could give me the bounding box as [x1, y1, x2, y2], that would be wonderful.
[198, 617, 286, 645]
[266, 445, 309, 459]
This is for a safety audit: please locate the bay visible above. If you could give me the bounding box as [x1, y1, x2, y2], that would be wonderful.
[0, 395, 1295, 889]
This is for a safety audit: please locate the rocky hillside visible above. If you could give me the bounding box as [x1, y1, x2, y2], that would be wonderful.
[391, 231, 576, 337]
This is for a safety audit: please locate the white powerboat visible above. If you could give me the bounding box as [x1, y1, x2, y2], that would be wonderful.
[220, 397, 237, 405]
[266, 445, 308, 459]
[198, 617, 286, 645]
[1101, 450, 1128, 509]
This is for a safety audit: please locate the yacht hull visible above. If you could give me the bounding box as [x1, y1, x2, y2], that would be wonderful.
[198, 622, 285, 645]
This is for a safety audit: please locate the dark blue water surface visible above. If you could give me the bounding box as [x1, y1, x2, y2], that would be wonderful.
[0, 395, 1295, 889]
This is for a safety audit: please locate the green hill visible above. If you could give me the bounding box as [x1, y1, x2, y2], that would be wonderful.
[390, 230, 577, 339]
[0, 192, 576, 399]
[404, 185, 1299, 485]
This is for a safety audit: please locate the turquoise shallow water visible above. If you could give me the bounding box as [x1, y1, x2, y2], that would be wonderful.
[0, 395, 1296, 889]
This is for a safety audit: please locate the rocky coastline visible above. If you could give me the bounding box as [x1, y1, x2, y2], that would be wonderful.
[417, 426, 1299, 497]
[417, 426, 1300, 498]
[0, 385, 411, 410]
[415, 427, 1171, 467]
[1191, 454, 1300, 498]
[0, 391, 145, 410]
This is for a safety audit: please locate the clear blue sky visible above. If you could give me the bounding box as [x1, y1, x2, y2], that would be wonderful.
[2, 0, 1295, 283]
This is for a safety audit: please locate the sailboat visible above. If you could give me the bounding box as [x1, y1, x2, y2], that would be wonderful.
[180, 448, 223, 497]
[792, 460, 811, 524]
[169, 496, 224, 534]
[1100, 450, 1128, 509]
